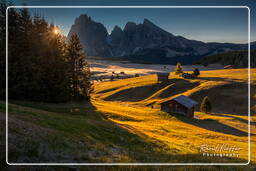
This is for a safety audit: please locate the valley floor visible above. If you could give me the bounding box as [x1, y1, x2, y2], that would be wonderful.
[1, 68, 256, 169]
[88, 58, 224, 77]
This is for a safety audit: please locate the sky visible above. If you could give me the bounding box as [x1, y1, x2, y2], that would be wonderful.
[9, 0, 256, 44]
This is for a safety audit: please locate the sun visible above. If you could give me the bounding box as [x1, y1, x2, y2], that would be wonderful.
[53, 27, 60, 35]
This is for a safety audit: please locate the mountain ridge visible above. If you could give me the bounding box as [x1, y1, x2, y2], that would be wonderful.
[68, 14, 255, 64]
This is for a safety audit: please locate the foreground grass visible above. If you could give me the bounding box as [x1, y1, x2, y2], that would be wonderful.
[3, 100, 248, 163]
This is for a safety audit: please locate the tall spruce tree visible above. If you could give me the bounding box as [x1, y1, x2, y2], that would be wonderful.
[2, 2, 92, 102]
[66, 34, 92, 101]
[38, 24, 70, 102]
[0, 0, 9, 99]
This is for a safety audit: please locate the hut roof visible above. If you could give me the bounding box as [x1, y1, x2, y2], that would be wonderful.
[161, 95, 198, 108]
[224, 65, 234, 69]
[156, 72, 169, 76]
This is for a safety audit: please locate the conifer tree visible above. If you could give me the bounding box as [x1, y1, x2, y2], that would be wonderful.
[66, 34, 92, 100]
[175, 62, 183, 75]
[200, 96, 212, 113]
[193, 68, 200, 77]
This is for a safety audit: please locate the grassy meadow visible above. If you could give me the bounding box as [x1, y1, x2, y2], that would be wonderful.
[1, 68, 256, 169]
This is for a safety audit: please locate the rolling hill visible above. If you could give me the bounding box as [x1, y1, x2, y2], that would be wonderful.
[1, 68, 256, 169]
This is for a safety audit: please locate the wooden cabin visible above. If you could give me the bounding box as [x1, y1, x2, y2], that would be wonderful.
[156, 72, 169, 81]
[160, 95, 198, 118]
[134, 73, 140, 77]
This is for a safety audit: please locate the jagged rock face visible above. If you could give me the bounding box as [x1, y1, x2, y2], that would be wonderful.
[68, 14, 253, 63]
[109, 18, 209, 57]
[68, 14, 113, 57]
[108, 25, 124, 53]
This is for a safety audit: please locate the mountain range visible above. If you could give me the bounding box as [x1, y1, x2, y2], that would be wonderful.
[68, 14, 255, 64]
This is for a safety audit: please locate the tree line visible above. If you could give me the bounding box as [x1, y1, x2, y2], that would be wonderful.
[0, 1, 92, 102]
[197, 50, 256, 68]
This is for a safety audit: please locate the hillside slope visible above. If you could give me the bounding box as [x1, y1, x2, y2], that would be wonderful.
[92, 69, 256, 163]
[2, 68, 256, 166]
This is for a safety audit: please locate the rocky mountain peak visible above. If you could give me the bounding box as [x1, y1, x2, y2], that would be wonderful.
[74, 14, 92, 25]
[67, 14, 251, 63]
[143, 18, 154, 26]
[68, 14, 112, 57]
[109, 25, 124, 46]
[112, 25, 123, 34]
[124, 22, 137, 32]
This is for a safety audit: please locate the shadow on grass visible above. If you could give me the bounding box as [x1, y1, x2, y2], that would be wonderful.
[189, 82, 249, 116]
[104, 79, 199, 102]
[196, 76, 243, 82]
[171, 113, 249, 137]
[213, 113, 255, 126]
[5, 101, 249, 164]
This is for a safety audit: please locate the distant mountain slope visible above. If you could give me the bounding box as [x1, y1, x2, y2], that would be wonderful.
[68, 14, 255, 64]
[196, 50, 256, 67]
[108, 19, 209, 57]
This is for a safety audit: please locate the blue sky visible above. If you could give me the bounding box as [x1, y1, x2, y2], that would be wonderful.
[10, 0, 256, 44]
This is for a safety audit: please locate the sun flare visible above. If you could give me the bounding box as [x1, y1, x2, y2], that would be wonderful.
[53, 28, 60, 35]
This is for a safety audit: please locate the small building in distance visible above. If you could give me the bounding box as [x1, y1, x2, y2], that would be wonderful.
[181, 73, 195, 79]
[224, 65, 234, 69]
[134, 73, 140, 77]
[160, 95, 198, 118]
[156, 72, 169, 81]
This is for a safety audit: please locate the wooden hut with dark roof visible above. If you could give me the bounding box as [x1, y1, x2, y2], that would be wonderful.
[156, 72, 169, 81]
[160, 95, 198, 118]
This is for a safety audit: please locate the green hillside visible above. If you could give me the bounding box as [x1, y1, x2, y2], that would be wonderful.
[1, 68, 256, 170]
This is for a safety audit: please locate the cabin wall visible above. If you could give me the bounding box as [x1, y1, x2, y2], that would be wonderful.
[157, 76, 169, 81]
[187, 107, 194, 118]
[160, 100, 194, 118]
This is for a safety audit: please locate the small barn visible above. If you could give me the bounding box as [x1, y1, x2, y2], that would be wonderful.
[160, 95, 198, 118]
[156, 72, 169, 81]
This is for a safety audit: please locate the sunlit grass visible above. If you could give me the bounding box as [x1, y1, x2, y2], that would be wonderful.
[2, 68, 255, 164]
[91, 68, 256, 162]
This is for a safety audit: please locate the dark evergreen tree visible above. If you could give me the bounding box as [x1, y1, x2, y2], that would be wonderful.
[38, 24, 70, 102]
[66, 34, 92, 101]
[193, 68, 200, 77]
[0, 0, 10, 99]
[1, 2, 93, 102]
[200, 96, 212, 113]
